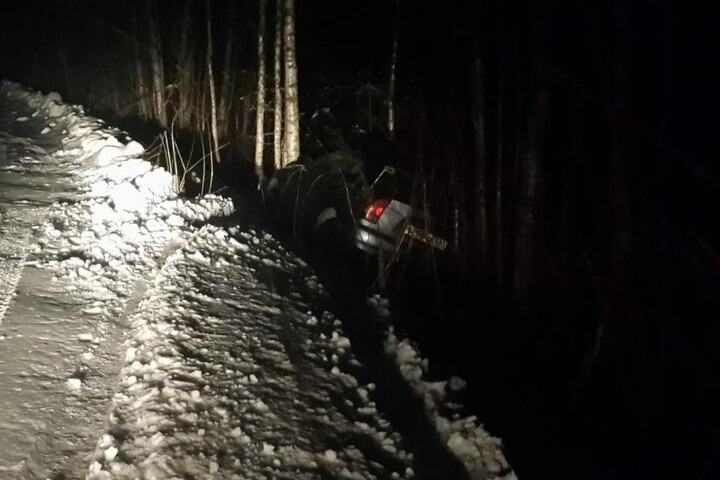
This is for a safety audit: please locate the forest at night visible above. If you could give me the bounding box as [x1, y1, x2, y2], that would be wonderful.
[1, 1, 718, 479]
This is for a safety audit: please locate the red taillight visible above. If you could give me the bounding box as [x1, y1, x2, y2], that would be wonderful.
[364, 199, 390, 223]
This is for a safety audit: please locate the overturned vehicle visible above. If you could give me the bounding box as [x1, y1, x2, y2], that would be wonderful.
[264, 152, 448, 290]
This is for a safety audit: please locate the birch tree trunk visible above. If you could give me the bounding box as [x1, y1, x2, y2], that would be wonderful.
[58, 42, 71, 105]
[206, 0, 221, 164]
[513, 134, 532, 306]
[513, 86, 543, 308]
[176, 0, 193, 128]
[255, 0, 267, 177]
[242, 95, 251, 142]
[495, 74, 504, 287]
[130, 2, 148, 119]
[273, 0, 283, 170]
[472, 55, 489, 269]
[147, 0, 166, 126]
[387, 27, 398, 138]
[218, 2, 235, 138]
[282, 0, 300, 165]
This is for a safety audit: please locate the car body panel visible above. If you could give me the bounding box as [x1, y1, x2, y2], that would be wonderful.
[355, 197, 447, 256]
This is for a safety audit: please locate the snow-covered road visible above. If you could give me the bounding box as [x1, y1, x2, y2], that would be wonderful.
[0, 82, 514, 480]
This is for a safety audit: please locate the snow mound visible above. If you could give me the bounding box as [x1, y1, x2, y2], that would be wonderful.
[86, 226, 414, 480]
[384, 329, 517, 480]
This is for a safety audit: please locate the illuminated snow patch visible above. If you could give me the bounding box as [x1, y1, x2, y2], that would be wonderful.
[384, 328, 517, 479]
[97, 143, 127, 166]
[45, 91, 63, 103]
[135, 168, 173, 199]
[109, 182, 146, 212]
[124, 140, 144, 157]
[67, 378, 82, 389]
[46, 101, 68, 118]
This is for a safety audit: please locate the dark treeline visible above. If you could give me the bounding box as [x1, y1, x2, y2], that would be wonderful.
[1, 0, 718, 478]
[1, 0, 261, 164]
[394, 1, 719, 478]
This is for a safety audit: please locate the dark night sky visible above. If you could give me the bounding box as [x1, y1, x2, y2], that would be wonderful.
[2, 1, 715, 147]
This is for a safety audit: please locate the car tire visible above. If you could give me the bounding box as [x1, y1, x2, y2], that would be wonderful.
[314, 213, 342, 246]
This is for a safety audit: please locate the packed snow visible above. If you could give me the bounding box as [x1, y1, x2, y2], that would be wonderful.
[0, 81, 515, 479]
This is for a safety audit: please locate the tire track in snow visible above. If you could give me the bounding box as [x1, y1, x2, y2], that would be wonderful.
[0, 90, 88, 322]
[0, 85, 104, 476]
[0, 82, 233, 478]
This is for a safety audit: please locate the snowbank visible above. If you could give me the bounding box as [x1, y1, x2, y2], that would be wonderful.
[384, 328, 517, 480]
[85, 226, 415, 480]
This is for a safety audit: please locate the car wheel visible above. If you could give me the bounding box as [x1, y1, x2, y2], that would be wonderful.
[314, 212, 342, 246]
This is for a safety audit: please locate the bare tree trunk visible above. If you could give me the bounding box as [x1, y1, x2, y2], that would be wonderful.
[200, 75, 208, 131]
[255, 0, 267, 177]
[495, 66, 504, 288]
[451, 171, 462, 253]
[242, 95, 251, 141]
[147, 0, 166, 126]
[218, 2, 235, 138]
[199, 88, 214, 193]
[176, 0, 194, 128]
[206, 0, 221, 164]
[57, 42, 71, 101]
[387, 26, 398, 138]
[513, 139, 531, 305]
[273, 0, 283, 170]
[282, 0, 300, 165]
[472, 55, 489, 269]
[513, 87, 543, 307]
[110, 64, 122, 112]
[130, 2, 148, 119]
